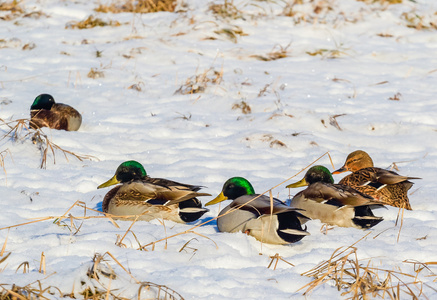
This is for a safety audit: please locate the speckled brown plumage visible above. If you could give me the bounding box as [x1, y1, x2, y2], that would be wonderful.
[333, 150, 420, 210]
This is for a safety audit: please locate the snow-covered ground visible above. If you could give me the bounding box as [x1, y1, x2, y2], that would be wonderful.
[1, 0, 437, 298]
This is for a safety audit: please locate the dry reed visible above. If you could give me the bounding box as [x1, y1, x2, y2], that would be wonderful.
[299, 233, 428, 299]
[95, 0, 176, 14]
[0, 118, 97, 169]
[174, 67, 223, 95]
[66, 15, 121, 29]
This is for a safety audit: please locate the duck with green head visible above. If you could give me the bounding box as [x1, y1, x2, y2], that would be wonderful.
[206, 177, 309, 245]
[286, 165, 384, 229]
[332, 150, 420, 210]
[30, 94, 82, 131]
[97, 161, 210, 223]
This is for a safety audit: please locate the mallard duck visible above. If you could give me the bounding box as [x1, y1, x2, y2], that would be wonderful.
[286, 165, 384, 229]
[332, 150, 420, 210]
[30, 94, 82, 131]
[97, 160, 210, 223]
[205, 177, 309, 245]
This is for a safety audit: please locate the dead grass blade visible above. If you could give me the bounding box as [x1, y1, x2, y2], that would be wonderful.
[251, 43, 291, 61]
[103, 252, 140, 284]
[137, 281, 185, 300]
[0, 148, 12, 179]
[0, 229, 9, 257]
[16, 261, 30, 274]
[209, 0, 243, 19]
[0, 118, 98, 169]
[267, 253, 295, 270]
[39, 252, 46, 275]
[329, 114, 346, 131]
[299, 232, 428, 299]
[95, 0, 176, 14]
[174, 67, 223, 95]
[66, 15, 121, 29]
[116, 215, 140, 248]
[84, 252, 184, 299]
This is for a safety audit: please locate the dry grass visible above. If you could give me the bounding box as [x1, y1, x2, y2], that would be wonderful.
[210, 26, 247, 43]
[0, 148, 12, 177]
[0, 0, 23, 13]
[251, 43, 291, 61]
[174, 67, 223, 95]
[329, 114, 346, 131]
[306, 46, 351, 59]
[209, 0, 243, 19]
[300, 234, 429, 299]
[232, 100, 251, 114]
[357, 0, 403, 4]
[0, 282, 56, 299]
[0, 251, 184, 299]
[88, 68, 105, 79]
[388, 92, 402, 101]
[0, 0, 24, 21]
[66, 15, 121, 29]
[401, 12, 437, 30]
[95, 0, 176, 14]
[0, 118, 97, 169]
[267, 253, 295, 270]
[74, 252, 185, 299]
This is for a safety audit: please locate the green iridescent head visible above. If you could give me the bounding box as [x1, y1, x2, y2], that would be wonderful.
[97, 160, 147, 189]
[286, 165, 334, 188]
[304, 166, 334, 184]
[206, 177, 255, 206]
[31, 94, 55, 110]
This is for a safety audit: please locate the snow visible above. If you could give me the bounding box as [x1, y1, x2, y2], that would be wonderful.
[1, 0, 437, 298]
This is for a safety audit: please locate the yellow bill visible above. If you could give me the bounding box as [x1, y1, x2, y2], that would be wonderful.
[205, 192, 228, 206]
[286, 177, 308, 188]
[97, 175, 120, 189]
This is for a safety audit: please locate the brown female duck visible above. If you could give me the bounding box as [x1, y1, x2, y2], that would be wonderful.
[333, 150, 419, 210]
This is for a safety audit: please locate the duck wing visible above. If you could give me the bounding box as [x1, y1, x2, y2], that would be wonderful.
[301, 182, 382, 207]
[111, 181, 210, 206]
[230, 194, 306, 216]
[373, 168, 421, 185]
[144, 177, 204, 192]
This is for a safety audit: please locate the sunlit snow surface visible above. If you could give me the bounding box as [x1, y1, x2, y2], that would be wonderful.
[1, 0, 437, 298]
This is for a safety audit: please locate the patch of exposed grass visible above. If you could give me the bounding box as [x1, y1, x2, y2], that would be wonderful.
[306, 46, 351, 59]
[88, 67, 105, 79]
[66, 15, 121, 29]
[0, 0, 23, 20]
[207, 26, 248, 43]
[300, 242, 429, 299]
[174, 67, 223, 95]
[388, 92, 402, 101]
[251, 43, 291, 61]
[0, 118, 97, 169]
[244, 134, 287, 149]
[95, 0, 176, 14]
[209, 0, 243, 19]
[401, 11, 437, 30]
[0, 251, 185, 299]
[357, 0, 402, 4]
[232, 100, 251, 114]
